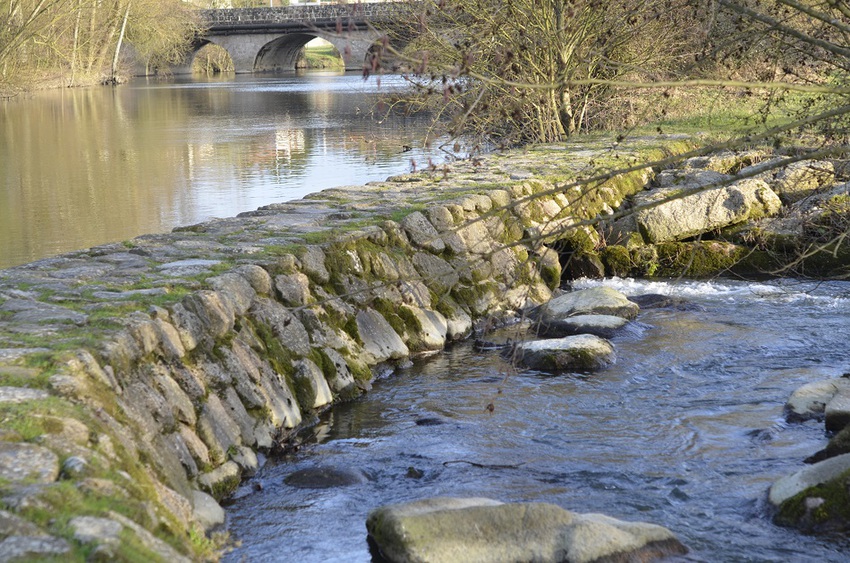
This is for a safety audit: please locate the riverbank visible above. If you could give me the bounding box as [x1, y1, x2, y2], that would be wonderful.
[1, 135, 848, 559]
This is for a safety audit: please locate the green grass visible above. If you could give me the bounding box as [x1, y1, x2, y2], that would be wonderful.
[612, 87, 816, 145]
[301, 45, 344, 70]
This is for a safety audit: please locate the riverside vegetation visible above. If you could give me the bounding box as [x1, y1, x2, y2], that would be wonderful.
[3, 132, 850, 560]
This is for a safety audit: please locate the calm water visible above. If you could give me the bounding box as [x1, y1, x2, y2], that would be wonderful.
[224, 277, 850, 562]
[0, 72, 439, 269]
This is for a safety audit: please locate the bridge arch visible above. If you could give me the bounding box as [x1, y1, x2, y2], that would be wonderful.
[183, 31, 381, 74]
[254, 33, 323, 72]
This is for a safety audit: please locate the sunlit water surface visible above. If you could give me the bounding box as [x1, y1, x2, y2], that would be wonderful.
[224, 277, 850, 562]
[0, 72, 439, 268]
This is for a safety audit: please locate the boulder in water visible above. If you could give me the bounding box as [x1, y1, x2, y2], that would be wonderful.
[785, 376, 850, 426]
[533, 287, 639, 328]
[770, 453, 850, 532]
[366, 497, 687, 563]
[806, 424, 850, 463]
[514, 334, 615, 372]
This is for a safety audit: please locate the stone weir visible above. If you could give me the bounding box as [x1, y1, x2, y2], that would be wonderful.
[0, 137, 690, 560]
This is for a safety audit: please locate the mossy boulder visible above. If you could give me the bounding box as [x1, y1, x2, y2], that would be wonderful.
[773, 160, 835, 204]
[653, 241, 749, 278]
[514, 334, 616, 373]
[534, 287, 639, 325]
[634, 178, 780, 243]
[366, 497, 687, 563]
[771, 454, 850, 532]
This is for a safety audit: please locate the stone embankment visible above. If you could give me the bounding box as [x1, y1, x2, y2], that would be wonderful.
[1, 135, 849, 560]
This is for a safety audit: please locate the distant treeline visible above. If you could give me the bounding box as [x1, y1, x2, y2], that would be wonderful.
[1, 0, 202, 94]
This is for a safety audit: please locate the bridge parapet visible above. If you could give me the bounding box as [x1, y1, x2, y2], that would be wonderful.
[200, 2, 413, 29]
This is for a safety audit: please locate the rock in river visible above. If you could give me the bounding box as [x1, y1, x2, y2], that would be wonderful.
[533, 287, 639, 331]
[785, 376, 850, 429]
[514, 334, 616, 373]
[770, 453, 850, 532]
[366, 497, 687, 563]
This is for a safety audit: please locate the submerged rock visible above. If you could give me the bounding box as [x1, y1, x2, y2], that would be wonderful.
[514, 334, 616, 372]
[366, 497, 687, 563]
[284, 466, 370, 489]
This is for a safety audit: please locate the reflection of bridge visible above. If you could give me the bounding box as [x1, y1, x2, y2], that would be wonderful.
[177, 3, 412, 73]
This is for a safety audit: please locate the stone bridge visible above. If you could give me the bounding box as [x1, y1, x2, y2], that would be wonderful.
[177, 3, 414, 73]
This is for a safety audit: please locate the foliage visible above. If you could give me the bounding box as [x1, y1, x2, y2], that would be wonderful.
[0, 0, 202, 92]
[192, 43, 235, 74]
[388, 0, 705, 146]
[378, 1, 850, 149]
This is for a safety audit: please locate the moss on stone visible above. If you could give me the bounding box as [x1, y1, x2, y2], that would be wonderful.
[251, 320, 296, 379]
[652, 241, 747, 278]
[794, 243, 850, 278]
[601, 245, 633, 277]
[398, 306, 424, 335]
[775, 468, 850, 532]
[556, 226, 599, 254]
[629, 245, 660, 277]
[209, 471, 242, 500]
[374, 302, 405, 338]
[309, 348, 337, 381]
[537, 258, 562, 290]
[343, 315, 362, 345]
[292, 371, 317, 414]
[346, 357, 373, 384]
[451, 280, 500, 313]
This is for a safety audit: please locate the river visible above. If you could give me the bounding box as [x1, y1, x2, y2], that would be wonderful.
[223, 277, 850, 562]
[0, 72, 440, 269]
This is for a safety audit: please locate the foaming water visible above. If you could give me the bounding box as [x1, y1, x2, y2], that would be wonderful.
[224, 278, 850, 562]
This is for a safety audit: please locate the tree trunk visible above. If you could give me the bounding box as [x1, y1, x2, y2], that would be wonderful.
[70, 0, 82, 86]
[111, 0, 130, 82]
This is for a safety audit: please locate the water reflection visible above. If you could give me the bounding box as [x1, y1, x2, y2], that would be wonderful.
[0, 72, 439, 269]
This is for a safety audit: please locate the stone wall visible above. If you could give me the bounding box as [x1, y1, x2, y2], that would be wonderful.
[0, 138, 679, 559]
[201, 3, 406, 29]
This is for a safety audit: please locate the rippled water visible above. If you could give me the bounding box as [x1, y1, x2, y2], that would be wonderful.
[223, 277, 850, 562]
